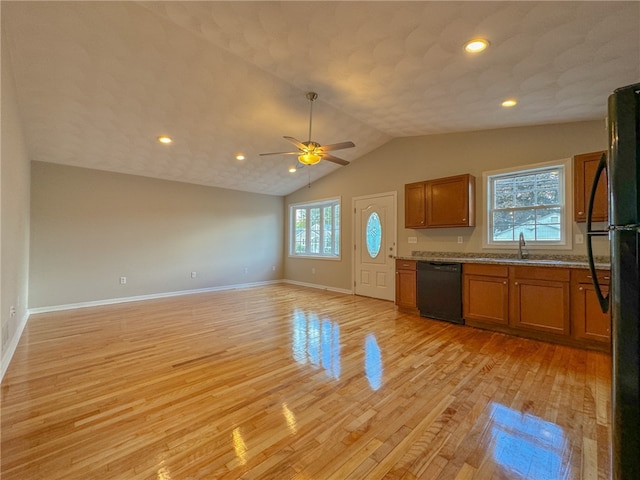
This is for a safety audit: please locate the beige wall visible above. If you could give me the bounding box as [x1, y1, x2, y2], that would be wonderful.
[1, 30, 31, 376]
[29, 162, 284, 308]
[284, 120, 609, 291]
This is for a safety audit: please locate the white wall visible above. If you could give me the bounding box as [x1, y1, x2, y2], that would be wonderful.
[29, 162, 284, 309]
[284, 120, 609, 291]
[1, 27, 31, 379]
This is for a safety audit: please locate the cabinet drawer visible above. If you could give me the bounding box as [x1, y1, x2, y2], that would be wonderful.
[571, 269, 610, 285]
[510, 266, 570, 282]
[396, 259, 417, 270]
[463, 263, 508, 277]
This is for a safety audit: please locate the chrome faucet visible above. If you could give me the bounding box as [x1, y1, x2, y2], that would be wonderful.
[518, 232, 528, 259]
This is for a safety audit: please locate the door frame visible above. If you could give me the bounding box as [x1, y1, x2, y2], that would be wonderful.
[352, 191, 398, 298]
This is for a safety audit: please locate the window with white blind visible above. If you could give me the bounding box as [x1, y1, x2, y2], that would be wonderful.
[484, 159, 571, 247]
[289, 198, 341, 258]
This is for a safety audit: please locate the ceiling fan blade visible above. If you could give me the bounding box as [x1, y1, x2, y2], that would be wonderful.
[259, 151, 299, 156]
[283, 136, 308, 151]
[318, 141, 355, 152]
[321, 153, 350, 166]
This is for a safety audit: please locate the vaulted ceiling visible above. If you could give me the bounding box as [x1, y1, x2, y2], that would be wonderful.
[3, 1, 638, 195]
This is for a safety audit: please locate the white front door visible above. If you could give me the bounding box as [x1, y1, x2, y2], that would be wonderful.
[354, 192, 397, 301]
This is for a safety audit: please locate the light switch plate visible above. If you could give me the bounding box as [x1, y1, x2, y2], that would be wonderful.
[408, 237, 417, 244]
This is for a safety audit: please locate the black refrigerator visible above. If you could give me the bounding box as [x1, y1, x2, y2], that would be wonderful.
[587, 82, 640, 480]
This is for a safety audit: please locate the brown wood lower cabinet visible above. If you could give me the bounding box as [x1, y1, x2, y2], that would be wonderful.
[395, 259, 418, 313]
[510, 266, 570, 336]
[463, 264, 509, 325]
[571, 269, 611, 346]
[463, 263, 611, 351]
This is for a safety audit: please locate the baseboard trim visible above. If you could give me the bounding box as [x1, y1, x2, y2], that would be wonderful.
[1, 311, 29, 382]
[282, 279, 353, 295]
[28, 280, 283, 315]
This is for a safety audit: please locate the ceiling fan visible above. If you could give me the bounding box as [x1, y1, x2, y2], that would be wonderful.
[260, 92, 355, 166]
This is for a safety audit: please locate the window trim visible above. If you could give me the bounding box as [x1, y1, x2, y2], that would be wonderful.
[289, 196, 342, 260]
[482, 159, 573, 250]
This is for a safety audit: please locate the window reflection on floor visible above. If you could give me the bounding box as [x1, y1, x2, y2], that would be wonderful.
[364, 334, 383, 390]
[291, 309, 340, 379]
[489, 402, 570, 480]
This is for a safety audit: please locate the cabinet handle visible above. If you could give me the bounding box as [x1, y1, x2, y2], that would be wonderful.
[514, 282, 518, 285]
[503, 281, 507, 285]
[579, 287, 584, 291]
[578, 211, 584, 215]
[604, 276, 610, 280]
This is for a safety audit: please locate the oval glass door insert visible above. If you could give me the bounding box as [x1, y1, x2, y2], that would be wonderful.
[366, 212, 382, 258]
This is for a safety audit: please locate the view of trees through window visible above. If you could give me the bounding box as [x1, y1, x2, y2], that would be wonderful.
[291, 199, 340, 257]
[489, 167, 563, 242]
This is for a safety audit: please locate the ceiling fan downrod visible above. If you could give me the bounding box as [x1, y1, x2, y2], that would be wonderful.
[306, 92, 317, 143]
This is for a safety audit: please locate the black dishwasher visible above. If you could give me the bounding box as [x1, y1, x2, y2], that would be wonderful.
[416, 261, 464, 324]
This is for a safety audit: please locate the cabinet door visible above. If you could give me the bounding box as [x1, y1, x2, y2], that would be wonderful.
[571, 270, 611, 344]
[425, 174, 475, 227]
[510, 277, 570, 335]
[405, 182, 426, 228]
[574, 151, 608, 222]
[572, 282, 611, 343]
[395, 260, 417, 310]
[463, 274, 509, 325]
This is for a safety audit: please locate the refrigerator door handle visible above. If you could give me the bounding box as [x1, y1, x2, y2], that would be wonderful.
[586, 151, 610, 313]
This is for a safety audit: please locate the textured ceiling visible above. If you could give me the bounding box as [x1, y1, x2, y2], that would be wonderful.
[3, 1, 639, 196]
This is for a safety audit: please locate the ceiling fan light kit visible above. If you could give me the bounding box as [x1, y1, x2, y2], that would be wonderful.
[298, 152, 322, 165]
[260, 91, 355, 168]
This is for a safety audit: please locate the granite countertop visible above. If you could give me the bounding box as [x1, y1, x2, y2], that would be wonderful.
[396, 251, 611, 270]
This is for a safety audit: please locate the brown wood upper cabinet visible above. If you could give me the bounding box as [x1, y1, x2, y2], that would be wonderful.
[574, 151, 608, 222]
[404, 182, 427, 228]
[405, 174, 475, 228]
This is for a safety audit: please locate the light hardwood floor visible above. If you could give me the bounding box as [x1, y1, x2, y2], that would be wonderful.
[1, 284, 611, 479]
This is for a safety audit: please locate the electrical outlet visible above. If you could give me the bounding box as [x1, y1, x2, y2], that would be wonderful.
[312, 268, 316, 274]
[9, 306, 16, 318]
[243, 267, 248, 274]
[408, 236, 417, 244]
[575, 234, 584, 245]
[457, 236, 463, 244]
[272, 265, 276, 271]
[120, 276, 127, 285]
[191, 271, 197, 278]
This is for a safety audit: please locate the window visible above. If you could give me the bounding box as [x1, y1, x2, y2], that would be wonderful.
[290, 198, 341, 258]
[484, 159, 571, 247]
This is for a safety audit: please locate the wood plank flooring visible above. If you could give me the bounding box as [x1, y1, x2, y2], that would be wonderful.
[1, 284, 611, 479]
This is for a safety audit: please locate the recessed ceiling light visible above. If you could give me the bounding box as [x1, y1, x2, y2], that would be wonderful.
[288, 166, 297, 173]
[235, 154, 245, 161]
[501, 99, 517, 108]
[157, 135, 173, 144]
[464, 39, 489, 53]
